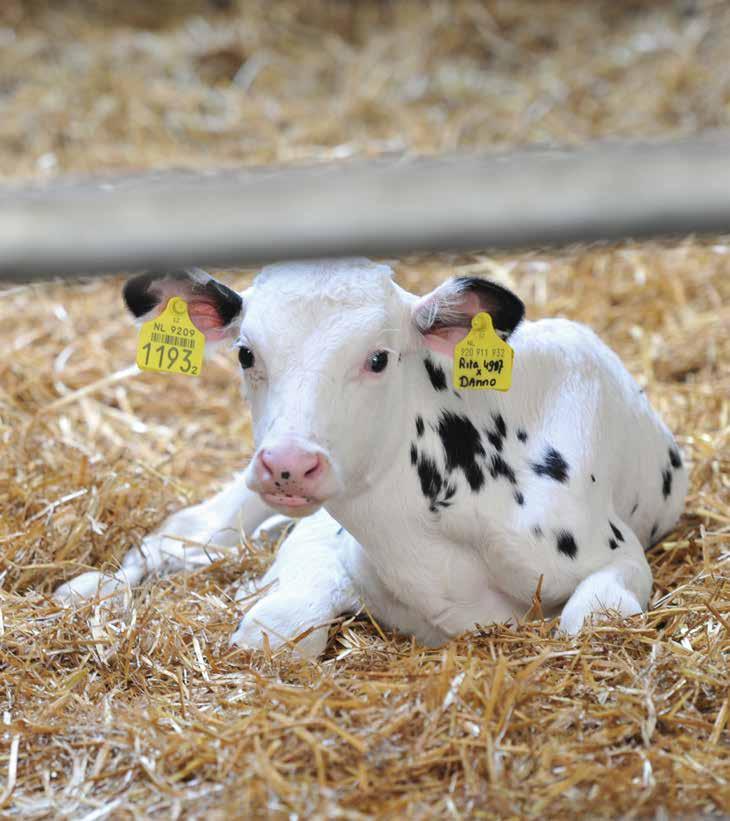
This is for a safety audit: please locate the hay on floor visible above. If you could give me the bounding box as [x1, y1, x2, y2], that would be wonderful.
[0, 1, 729, 817]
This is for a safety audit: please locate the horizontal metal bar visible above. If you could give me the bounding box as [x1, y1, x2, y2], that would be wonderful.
[1, 134, 730, 282]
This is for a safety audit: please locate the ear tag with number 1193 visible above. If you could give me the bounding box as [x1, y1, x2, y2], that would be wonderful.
[453, 312, 513, 391]
[136, 298, 205, 377]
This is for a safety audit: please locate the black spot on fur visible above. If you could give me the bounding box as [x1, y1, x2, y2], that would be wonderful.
[650, 522, 659, 542]
[609, 537, 619, 551]
[532, 448, 569, 484]
[437, 412, 485, 491]
[453, 390, 462, 400]
[486, 430, 504, 452]
[662, 467, 673, 499]
[514, 490, 525, 506]
[631, 500, 639, 516]
[669, 447, 682, 469]
[410, 443, 418, 465]
[517, 429, 528, 443]
[417, 453, 443, 503]
[484, 413, 508, 453]
[414, 450, 459, 513]
[415, 416, 425, 438]
[556, 530, 578, 559]
[424, 357, 447, 391]
[591, 474, 596, 483]
[609, 522, 625, 543]
[490, 454, 517, 485]
[533, 525, 543, 538]
[440, 483, 457, 508]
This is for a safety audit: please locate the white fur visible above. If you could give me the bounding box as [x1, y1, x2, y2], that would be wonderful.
[56, 259, 688, 658]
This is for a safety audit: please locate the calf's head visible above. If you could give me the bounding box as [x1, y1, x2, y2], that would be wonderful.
[123, 259, 524, 517]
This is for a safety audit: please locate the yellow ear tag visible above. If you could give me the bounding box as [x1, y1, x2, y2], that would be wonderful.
[136, 298, 205, 377]
[453, 312, 513, 391]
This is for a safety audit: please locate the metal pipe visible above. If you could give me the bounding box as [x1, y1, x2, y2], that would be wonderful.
[1, 134, 729, 281]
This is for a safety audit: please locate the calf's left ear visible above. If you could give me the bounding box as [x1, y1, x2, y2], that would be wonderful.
[413, 276, 525, 356]
[123, 268, 243, 342]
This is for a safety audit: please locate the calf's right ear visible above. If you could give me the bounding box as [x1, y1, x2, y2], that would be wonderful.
[123, 268, 243, 342]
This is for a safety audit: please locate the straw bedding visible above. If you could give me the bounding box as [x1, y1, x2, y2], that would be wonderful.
[0, 2, 728, 818]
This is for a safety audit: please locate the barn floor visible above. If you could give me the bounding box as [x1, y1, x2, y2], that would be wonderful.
[1, 1, 729, 818]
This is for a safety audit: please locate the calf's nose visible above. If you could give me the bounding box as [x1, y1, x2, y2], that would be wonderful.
[259, 445, 324, 487]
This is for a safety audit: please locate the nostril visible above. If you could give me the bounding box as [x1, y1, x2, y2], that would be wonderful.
[304, 456, 322, 478]
[281, 471, 290, 480]
[259, 451, 274, 476]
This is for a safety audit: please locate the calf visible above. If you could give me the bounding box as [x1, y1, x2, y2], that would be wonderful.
[56, 259, 687, 658]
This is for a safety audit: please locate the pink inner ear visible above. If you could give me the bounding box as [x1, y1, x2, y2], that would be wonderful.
[187, 299, 229, 341]
[458, 291, 485, 316]
[422, 325, 470, 356]
[418, 288, 485, 356]
[147, 281, 231, 342]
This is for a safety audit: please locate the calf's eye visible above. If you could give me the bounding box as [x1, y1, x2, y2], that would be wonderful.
[366, 351, 389, 373]
[238, 346, 255, 369]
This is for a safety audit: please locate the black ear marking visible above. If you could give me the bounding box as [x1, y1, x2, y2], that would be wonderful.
[207, 278, 244, 325]
[123, 272, 161, 318]
[453, 277, 525, 339]
[123, 269, 243, 323]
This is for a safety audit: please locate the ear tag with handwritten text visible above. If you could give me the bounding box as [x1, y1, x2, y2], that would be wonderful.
[136, 298, 205, 377]
[453, 312, 513, 391]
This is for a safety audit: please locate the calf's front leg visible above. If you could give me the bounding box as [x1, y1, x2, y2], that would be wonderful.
[54, 475, 273, 604]
[231, 509, 360, 659]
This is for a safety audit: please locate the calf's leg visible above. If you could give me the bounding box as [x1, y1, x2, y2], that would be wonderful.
[54, 475, 273, 604]
[231, 508, 360, 659]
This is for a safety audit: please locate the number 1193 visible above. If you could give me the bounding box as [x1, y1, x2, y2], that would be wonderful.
[141, 342, 196, 374]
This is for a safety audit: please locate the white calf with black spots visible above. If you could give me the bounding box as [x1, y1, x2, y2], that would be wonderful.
[55, 259, 688, 657]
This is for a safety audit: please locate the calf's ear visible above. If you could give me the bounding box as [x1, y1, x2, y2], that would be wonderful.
[123, 268, 243, 342]
[412, 276, 524, 356]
